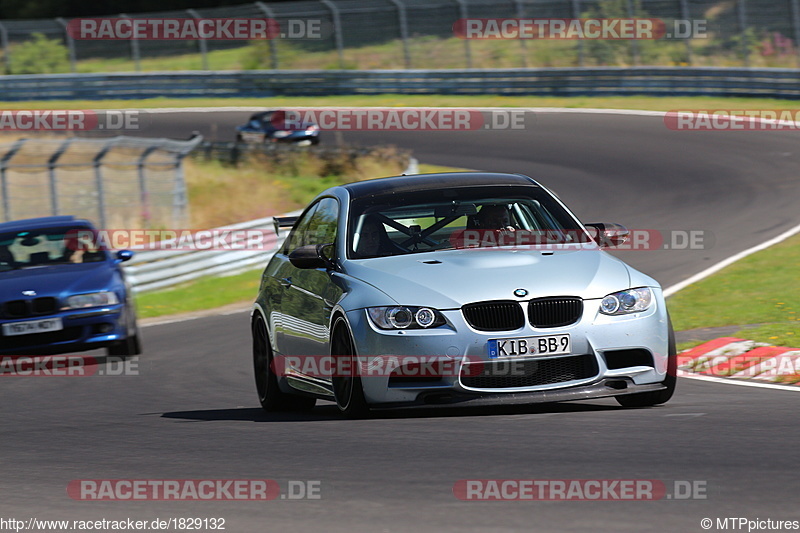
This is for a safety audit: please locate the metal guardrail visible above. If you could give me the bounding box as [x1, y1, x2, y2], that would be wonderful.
[124, 156, 417, 292]
[3, 68, 800, 101]
[123, 213, 292, 293]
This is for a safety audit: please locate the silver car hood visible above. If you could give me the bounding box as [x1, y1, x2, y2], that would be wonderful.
[344, 247, 632, 309]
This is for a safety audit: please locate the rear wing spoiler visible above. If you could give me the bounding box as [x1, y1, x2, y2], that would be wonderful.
[273, 216, 299, 236]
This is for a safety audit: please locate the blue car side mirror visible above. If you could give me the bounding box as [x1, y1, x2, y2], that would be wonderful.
[116, 250, 134, 263]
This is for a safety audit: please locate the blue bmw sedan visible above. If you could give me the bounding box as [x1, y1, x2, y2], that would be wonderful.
[0, 216, 140, 356]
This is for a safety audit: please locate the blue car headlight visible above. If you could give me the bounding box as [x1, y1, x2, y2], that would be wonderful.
[272, 130, 291, 138]
[368, 306, 446, 329]
[599, 288, 652, 315]
[63, 291, 119, 310]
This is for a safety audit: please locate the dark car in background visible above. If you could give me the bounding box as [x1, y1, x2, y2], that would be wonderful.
[236, 110, 320, 146]
[0, 216, 141, 356]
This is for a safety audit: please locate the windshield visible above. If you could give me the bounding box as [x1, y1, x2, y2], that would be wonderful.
[347, 185, 592, 259]
[0, 226, 107, 272]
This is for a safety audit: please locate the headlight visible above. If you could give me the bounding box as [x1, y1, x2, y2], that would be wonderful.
[272, 130, 291, 138]
[368, 306, 446, 329]
[599, 288, 652, 315]
[64, 291, 119, 309]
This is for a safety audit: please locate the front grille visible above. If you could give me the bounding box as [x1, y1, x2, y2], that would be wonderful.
[460, 354, 598, 389]
[462, 301, 525, 332]
[4, 298, 59, 318]
[528, 297, 583, 328]
[0, 327, 83, 351]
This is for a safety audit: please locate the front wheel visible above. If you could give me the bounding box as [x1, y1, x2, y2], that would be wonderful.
[252, 315, 315, 413]
[616, 317, 677, 408]
[330, 318, 369, 419]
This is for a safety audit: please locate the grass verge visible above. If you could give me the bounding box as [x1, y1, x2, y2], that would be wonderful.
[6, 95, 800, 112]
[134, 163, 470, 318]
[668, 232, 800, 347]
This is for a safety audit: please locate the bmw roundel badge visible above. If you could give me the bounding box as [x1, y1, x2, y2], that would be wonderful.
[513, 288, 528, 297]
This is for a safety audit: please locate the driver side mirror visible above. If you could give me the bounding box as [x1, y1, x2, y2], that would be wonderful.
[115, 250, 134, 263]
[584, 223, 629, 248]
[289, 243, 335, 269]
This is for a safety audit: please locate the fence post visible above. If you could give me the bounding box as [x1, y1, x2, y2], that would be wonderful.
[790, 0, 800, 67]
[56, 18, 77, 73]
[738, 0, 749, 66]
[255, 2, 279, 69]
[514, 0, 528, 68]
[0, 139, 26, 222]
[679, 0, 693, 65]
[454, 0, 472, 68]
[320, 0, 346, 68]
[572, 0, 584, 67]
[48, 139, 73, 216]
[121, 14, 141, 71]
[137, 146, 158, 228]
[0, 22, 10, 73]
[93, 140, 115, 228]
[389, 0, 412, 69]
[626, 0, 639, 66]
[186, 9, 209, 70]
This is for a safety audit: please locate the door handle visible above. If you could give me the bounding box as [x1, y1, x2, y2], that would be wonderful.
[280, 277, 293, 288]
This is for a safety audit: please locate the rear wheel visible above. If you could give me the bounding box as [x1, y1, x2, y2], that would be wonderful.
[252, 315, 316, 413]
[616, 316, 677, 408]
[331, 317, 369, 419]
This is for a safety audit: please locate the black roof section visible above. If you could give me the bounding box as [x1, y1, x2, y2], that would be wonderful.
[342, 172, 539, 198]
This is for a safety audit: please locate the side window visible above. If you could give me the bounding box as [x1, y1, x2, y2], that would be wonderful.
[305, 197, 339, 248]
[282, 197, 339, 254]
[283, 203, 319, 254]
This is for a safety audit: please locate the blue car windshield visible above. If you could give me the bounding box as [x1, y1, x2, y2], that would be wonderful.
[0, 227, 107, 272]
[348, 185, 591, 259]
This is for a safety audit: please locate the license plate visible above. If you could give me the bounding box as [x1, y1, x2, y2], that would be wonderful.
[2, 317, 63, 337]
[488, 334, 571, 358]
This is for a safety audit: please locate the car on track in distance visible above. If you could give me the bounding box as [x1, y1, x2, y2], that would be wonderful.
[251, 172, 676, 417]
[235, 110, 320, 146]
[0, 216, 141, 357]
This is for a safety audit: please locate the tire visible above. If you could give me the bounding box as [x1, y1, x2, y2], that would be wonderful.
[330, 317, 369, 419]
[107, 333, 140, 357]
[107, 308, 142, 357]
[252, 315, 316, 413]
[615, 316, 677, 408]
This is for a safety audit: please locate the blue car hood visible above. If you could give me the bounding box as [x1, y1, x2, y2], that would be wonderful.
[344, 247, 632, 309]
[0, 263, 117, 300]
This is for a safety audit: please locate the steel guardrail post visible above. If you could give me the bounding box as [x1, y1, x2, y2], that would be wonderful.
[0, 22, 10, 74]
[0, 139, 26, 222]
[137, 145, 158, 228]
[389, 0, 412, 69]
[56, 18, 77, 73]
[93, 139, 116, 228]
[47, 139, 73, 216]
[255, 2, 280, 70]
[120, 14, 141, 71]
[186, 9, 209, 70]
[454, 0, 472, 68]
[320, 0, 346, 69]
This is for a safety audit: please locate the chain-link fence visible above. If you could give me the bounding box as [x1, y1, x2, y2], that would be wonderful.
[0, 135, 202, 228]
[0, 0, 798, 73]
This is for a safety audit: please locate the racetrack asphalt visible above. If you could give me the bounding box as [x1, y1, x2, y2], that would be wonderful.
[2, 109, 799, 532]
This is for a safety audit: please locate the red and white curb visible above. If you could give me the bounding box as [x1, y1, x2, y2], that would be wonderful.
[678, 337, 800, 386]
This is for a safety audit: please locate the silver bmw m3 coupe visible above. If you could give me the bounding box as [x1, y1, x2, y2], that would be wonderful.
[251, 172, 676, 417]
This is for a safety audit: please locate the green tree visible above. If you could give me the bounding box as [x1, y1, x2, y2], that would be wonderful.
[8, 33, 69, 75]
